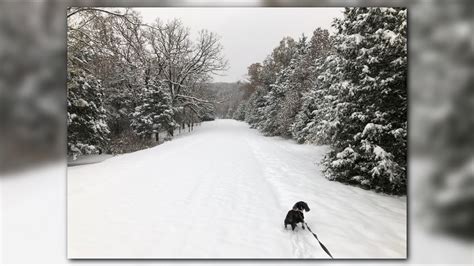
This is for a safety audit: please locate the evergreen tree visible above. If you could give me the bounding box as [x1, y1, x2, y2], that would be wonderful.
[294, 53, 346, 145]
[67, 51, 110, 159]
[291, 29, 333, 143]
[251, 37, 299, 135]
[244, 87, 268, 128]
[260, 70, 290, 135]
[131, 82, 178, 141]
[232, 102, 247, 121]
[233, 8, 407, 195]
[291, 87, 319, 143]
[322, 7, 407, 194]
[274, 36, 312, 137]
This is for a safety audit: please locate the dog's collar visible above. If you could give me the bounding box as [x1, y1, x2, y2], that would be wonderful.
[292, 208, 304, 213]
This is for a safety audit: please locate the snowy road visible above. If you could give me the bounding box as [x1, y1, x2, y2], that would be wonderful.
[68, 119, 406, 259]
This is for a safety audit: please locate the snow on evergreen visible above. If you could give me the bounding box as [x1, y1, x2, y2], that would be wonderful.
[131, 82, 178, 141]
[234, 8, 407, 194]
[321, 7, 407, 194]
[67, 9, 227, 158]
[67, 7, 407, 194]
[67, 50, 110, 159]
[63, 7, 410, 259]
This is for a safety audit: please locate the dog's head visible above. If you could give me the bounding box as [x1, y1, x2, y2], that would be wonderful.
[293, 201, 310, 212]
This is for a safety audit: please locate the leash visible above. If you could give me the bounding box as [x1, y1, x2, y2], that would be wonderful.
[304, 222, 334, 259]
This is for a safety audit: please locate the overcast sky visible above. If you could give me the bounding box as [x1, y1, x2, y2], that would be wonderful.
[135, 8, 344, 82]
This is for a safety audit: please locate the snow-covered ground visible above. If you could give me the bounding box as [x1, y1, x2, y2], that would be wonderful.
[68, 154, 114, 166]
[67, 119, 406, 259]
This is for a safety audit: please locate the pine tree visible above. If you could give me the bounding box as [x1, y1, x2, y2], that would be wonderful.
[291, 29, 333, 143]
[131, 82, 178, 141]
[232, 102, 247, 121]
[306, 53, 346, 145]
[292, 88, 318, 143]
[274, 36, 312, 137]
[322, 8, 407, 194]
[260, 70, 290, 135]
[244, 87, 268, 128]
[254, 37, 300, 135]
[67, 52, 110, 159]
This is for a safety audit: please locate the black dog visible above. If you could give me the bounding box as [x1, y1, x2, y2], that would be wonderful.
[284, 201, 310, 230]
[293, 201, 310, 212]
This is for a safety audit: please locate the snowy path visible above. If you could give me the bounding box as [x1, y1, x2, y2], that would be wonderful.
[68, 119, 406, 259]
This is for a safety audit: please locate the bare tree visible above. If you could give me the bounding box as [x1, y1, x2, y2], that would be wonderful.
[66, 8, 228, 154]
[146, 19, 228, 128]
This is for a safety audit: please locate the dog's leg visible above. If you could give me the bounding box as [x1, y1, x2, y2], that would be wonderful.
[291, 224, 296, 231]
[302, 222, 305, 230]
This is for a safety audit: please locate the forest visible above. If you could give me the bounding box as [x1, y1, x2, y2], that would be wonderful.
[67, 7, 407, 195]
[67, 7, 227, 156]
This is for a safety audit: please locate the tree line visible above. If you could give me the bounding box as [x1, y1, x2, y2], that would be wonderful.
[67, 7, 407, 195]
[232, 8, 407, 194]
[67, 8, 227, 158]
